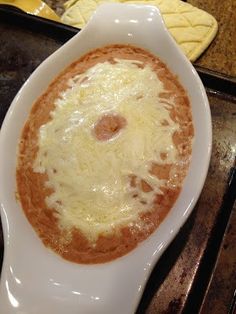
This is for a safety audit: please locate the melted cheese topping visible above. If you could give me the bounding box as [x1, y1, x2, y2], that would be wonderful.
[33, 59, 179, 242]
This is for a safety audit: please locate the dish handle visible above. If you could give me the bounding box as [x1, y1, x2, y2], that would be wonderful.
[78, 3, 174, 54]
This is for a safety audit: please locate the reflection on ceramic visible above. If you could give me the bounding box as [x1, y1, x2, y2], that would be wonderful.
[0, 3, 211, 314]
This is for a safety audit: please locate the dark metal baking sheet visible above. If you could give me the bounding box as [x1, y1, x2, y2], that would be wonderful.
[0, 7, 235, 313]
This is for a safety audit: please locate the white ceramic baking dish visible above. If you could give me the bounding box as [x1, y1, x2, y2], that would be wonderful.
[0, 3, 211, 314]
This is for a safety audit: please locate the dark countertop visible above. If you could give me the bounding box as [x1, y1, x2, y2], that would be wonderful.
[188, 0, 235, 77]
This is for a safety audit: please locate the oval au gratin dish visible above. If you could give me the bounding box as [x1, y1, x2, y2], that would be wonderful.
[0, 3, 211, 314]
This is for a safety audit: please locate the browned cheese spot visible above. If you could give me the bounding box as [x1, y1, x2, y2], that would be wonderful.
[94, 114, 127, 141]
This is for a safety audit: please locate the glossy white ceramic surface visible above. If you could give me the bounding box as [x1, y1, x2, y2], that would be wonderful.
[0, 4, 211, 314]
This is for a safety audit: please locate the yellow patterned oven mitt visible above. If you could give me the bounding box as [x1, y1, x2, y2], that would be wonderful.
[61, 0, 218, 62]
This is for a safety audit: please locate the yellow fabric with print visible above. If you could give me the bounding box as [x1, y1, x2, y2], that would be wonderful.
[62, 0, 218, 61]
